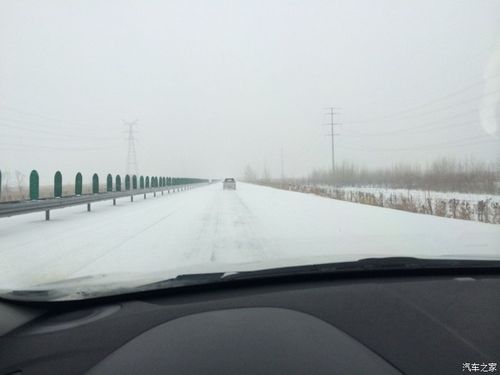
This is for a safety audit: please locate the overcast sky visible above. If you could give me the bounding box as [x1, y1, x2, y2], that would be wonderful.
[1, 0, 499, 182]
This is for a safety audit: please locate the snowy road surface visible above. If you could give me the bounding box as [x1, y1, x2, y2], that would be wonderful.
[1, 182, 499, 289]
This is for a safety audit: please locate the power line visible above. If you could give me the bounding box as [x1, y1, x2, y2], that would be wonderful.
[345, 106, 498, 137]
[0, 142, 120, 152]
[345, 72, 500, 124]
[0, 118, 118, 142]
[0, 102, 96, 131]
[338, 134, 498, 153]
[346, 87, 500, 127]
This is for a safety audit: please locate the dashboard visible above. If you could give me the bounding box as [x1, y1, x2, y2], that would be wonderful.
[0, 273, 499, 374]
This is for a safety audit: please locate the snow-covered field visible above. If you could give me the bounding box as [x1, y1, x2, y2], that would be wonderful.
[0, 182, 499, 290]
[321, 185, 500, 204]
[289, 184, 500, 223]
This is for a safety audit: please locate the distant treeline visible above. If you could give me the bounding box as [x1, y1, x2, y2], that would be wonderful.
[251, 158, 500, 194]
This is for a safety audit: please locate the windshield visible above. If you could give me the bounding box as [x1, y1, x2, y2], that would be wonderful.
[0, 0, 499, 301]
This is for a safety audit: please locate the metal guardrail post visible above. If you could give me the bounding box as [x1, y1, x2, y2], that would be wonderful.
[29, 170, 39, 200]
[107, 174, 113, 192]
[75, 172, 83, 195]
[54, 171, 62, 198]
[92, 173, 99, 194]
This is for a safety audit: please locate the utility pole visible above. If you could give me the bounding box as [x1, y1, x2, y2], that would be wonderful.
[280, 147, 285, 188]
[280, 147, 284, 180]
[124, 120, 139, 176]
[324, 107, 341, 176]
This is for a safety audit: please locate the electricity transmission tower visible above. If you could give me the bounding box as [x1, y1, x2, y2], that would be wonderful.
[124, 120, 139, 176]
[324, 107, 341, 175]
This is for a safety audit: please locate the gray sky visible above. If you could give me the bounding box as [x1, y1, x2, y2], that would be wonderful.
[1, 0, 499, 182]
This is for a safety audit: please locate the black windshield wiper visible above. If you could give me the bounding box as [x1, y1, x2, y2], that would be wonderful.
[137, 257, 500, 290]
[134, 272, 228, 292]
[0, 273, 229, 302]
[4, 257, 499, 302]
[222, 257, 500, 281]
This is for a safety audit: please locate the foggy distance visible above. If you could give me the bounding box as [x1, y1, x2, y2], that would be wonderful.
[1, 0, 499, 182]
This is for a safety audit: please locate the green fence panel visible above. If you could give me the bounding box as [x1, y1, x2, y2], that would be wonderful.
[116, 175, 122, 192]
[29, 170, 39, 200]
[132, 175, 137, 189]
[145, 176, 150, 188]
[125, 175, 130, 190]
[107, 174, 113, 192]
[140, 176, 144, 189]
[54, 171, 62, 198]
[92, 173, 99, 194]
[75, 172, 83, 195]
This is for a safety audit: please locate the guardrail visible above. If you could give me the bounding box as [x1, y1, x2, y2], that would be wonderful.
[0, 169, 210, 220]
[0, 184, 205, 220]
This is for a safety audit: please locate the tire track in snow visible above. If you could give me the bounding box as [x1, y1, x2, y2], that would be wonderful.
[0, 189, 193, 287]
[187, 187, 268, 264]
[67, 207, 181, 277]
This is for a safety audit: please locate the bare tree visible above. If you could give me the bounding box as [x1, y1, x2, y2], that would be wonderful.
[262, 166, 271, 182]
[15, 170, 27, 199]
[1, 171, 12, 201]
[243, 165, 258, 182]
[304, 158, 497, 194]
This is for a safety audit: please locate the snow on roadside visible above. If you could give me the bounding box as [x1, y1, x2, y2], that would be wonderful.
[322, 185, 500, 204]
[283, 184, 500, 224]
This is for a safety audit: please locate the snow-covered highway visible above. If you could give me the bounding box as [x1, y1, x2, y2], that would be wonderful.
[0, 182, 499, 290]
